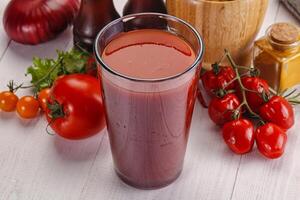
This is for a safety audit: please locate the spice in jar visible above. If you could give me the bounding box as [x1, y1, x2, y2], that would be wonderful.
[253, 23, 300, 92]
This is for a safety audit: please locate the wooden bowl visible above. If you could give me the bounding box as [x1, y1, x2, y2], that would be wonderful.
[167, 0, 269, 67]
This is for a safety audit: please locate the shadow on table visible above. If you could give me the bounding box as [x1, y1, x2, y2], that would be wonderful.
[0, 111, 41, 128]
[0, 111, 15, 120]
[53, 130, 106, 162]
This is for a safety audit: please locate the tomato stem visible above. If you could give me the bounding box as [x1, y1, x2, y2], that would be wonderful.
[212, 63, 221, 74]
[200, 68, 207, 76]
[236, 65, 252, 70]
[224, 49, 265, 123]
[249, 68, 260, 77]
[47, 100, 65, 120]
[46, 120, 56, 136]
[7, 80, 23, 93]
[269, 87, 278, 95]
[217, 52, 227, 65]
[223, 77, 238, 89]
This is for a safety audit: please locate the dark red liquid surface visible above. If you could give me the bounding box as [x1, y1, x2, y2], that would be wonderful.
[100, 29, 199, 189]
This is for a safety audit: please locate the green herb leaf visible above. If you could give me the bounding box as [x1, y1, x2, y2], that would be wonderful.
[26, 49, 90, 92]
[58, 49, 88, 74]
[26, 57, 58, 91]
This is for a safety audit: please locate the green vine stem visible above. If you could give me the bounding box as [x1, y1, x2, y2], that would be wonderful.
[269, 87, 278, 95]
[224, 49, 265, 123]
[6, 57, 64, 95]
[7, 80, 23, 93]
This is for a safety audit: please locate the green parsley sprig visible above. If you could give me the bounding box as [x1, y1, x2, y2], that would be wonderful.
[26, 49, 92, 93]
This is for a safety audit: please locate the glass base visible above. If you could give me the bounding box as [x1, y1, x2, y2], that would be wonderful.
[115, 169, 182, 190]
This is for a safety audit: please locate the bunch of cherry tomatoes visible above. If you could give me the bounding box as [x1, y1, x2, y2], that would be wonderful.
[199, 51, 297, 159]
[0, 74, 105, 140]
[0, 81, 50, 119]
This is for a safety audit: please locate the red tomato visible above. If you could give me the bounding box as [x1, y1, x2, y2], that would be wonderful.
[237, 76, 270, 112]
[201, 65, 236, 96]
[16, 96, 40, 119]
[46, 74, 105, 140]
[222, 119, 255, 154]
[256, 123, 287, 159]
[208, 93, 241, 126]
[259, 96, 294, 130]
[0, 91, 18, 112]
[38, 88, 51, 112]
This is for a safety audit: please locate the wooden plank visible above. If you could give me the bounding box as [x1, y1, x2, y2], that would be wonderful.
[0, 28, 73, 92]
[273, 4, 300, 200]
[0, 0, 11, 60]
[231, 3, 300, 199]
[0, 0, 299, 200]
[283, 107, 300, 200]
[0, 1, 107, 199]
[0, 18, 102, 199]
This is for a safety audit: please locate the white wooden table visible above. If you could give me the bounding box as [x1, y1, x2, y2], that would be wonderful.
[0, 1, 300, 200]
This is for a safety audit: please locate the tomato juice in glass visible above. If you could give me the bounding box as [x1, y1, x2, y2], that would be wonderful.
[94, 13, 204, 189]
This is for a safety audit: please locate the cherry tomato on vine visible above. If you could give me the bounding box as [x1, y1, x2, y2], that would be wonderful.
[201, 64, 236, 97]
[208, 93, 241, 126]
[0, 91, 19, 112]
[16, 96, 40, 119]
[259, 96, 294, 130]
[222, 119, 255, 154]
[38, 88, 51, 112]
[46, 74, 105, 140]
[256, 123, 287, 159]
[237, 76, 270, 112]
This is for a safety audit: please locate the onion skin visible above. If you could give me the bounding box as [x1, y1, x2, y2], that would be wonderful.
[3, 0, 80, 45]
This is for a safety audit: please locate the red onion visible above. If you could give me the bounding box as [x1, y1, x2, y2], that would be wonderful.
[3, 0, 80, 45]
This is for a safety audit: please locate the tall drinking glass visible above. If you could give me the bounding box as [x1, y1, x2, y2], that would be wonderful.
[94, 13, 204, 189]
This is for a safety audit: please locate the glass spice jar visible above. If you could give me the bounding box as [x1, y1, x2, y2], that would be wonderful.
[253, 23, 300, 92]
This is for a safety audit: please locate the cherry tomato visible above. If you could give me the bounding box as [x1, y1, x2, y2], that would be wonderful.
[46, 74, 105, 140]
[237, 76, 270, 112]
[38, 88, 51, 112]
[201, 65, 236, 96]
[222, 119, 255, 154]
[256, 123, 287, 159]
[16, 96, 40, 119]
[208, 93, 241, 126]
[0, 91, 19, 112]
[259, 96, 294, 130]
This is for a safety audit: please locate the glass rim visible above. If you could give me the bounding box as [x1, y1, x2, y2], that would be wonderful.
[94, 12, 205, 83]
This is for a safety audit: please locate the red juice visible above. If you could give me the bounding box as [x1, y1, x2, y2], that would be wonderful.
[100, 29, 200, 189]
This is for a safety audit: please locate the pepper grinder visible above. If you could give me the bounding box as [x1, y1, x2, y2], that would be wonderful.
[123, 0, 167, 16]
[73, 0, 120, 53]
